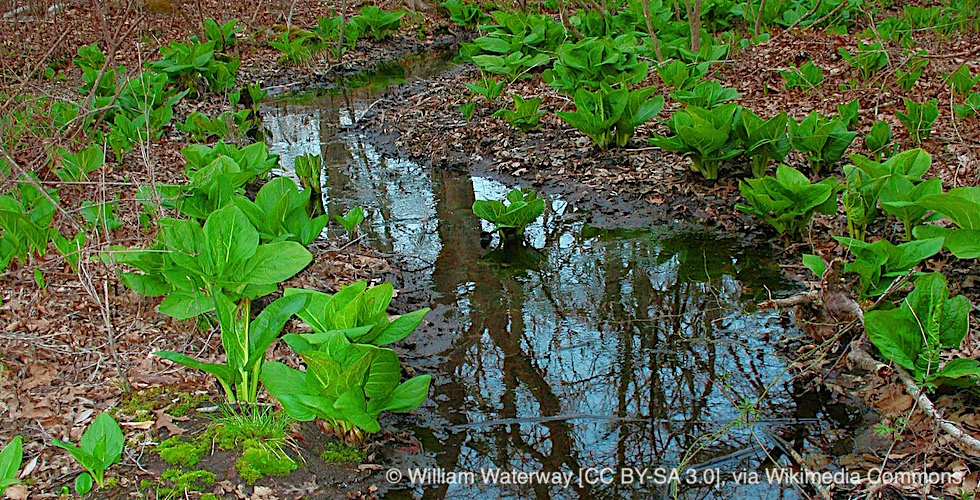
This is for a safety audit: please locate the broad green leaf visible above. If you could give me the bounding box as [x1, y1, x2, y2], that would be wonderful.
[802, 254, 826, 277]
[361, 282, 393, 321]
[930, 358, 980, 381]
[119, 272, 171, 297]
[260, 362, 318, 421]
[202, 205, 259, 279]
[245, 294, 308, 369]
[154, 351, 238, 382]
[302, 350, 345, 397]
[242, 241, 312, 285]
[364, 348, 401, 399]
[80, 413, 123, 471]
[884, 237, 943, 273]
[333, 387, 381, 432]
[918, 187, 980, 230]
[371, 307, 429, 345]
[371, 375, 432, 413]
[945, 229, 980, 258]
[938, 295, 970, 349]
[158, 289, 214, 320]
[75, 472, 93, 494]
[865, 309, 921, 371]
[0, 436, 22, 488]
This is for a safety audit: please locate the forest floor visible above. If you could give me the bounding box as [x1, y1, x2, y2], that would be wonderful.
[0, 0, 978, 498]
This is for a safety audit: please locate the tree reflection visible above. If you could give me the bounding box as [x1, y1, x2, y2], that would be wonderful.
[264, 90, 805, 499]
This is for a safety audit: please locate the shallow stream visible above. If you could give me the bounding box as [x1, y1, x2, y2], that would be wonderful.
[261, 52, 859, 499]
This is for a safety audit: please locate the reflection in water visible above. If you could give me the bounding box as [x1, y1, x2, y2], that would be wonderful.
[262, 63, 839, 499]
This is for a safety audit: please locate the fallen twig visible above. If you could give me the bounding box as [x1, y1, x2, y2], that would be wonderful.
[758, 290, 819, 309]
[762, 267, 980, 452]
[848, 343, 980, 452]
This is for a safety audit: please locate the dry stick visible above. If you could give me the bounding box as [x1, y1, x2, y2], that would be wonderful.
[765, 430, 833, 500]
[90, 167, 132, 392]
[556, 0, 584, 40]
[808, 0, 848, 30]
[172, 0, 204, 41]
[248, 0, 266, 28]
[758, 290, 819, 309]
[762, 277, 980, 452]
[90, 0, 111, 49]
[0, 23, 72, 113]
[286, 0, 300, 27]
[337, 0, 349, 66]
[683, 0, 701, 53]
[848, 346, 980, 451]
[641, 0, 664, 61]
[754, 0, 766, 37]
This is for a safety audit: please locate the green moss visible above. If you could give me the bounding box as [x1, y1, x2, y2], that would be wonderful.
[118, 387, 166, 422]
[118, 388, 209, 421]
[167, 393, 209, 417]
[157, 435, 207, 468]
[235, 439, 296, 485]
[143, 468, 216, 499]
[213, 425, 239, 451]
[320, 441, 365, 464]
[200, 494, 219, 500]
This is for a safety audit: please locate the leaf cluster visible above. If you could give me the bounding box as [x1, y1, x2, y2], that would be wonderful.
[51, 413, 124, 493]
[472, 188, 546, 240]
[866, 273, 977, 388]
[736, 164, 839, 236]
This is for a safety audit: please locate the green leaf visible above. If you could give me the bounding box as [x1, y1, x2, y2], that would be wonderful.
[0, 436, 23, 488]
[81, 413, 123, 473]
[918, 187, 980, 230]
[52, 413, 123, 489]
[333, 387, 381, 432]
[371, 375, 432, 413]
[930, 358, 980, 381]
[945, 229, 980, 258]
[372, 307, 429, 345]
[802, 254, 826, 277]
[242, 241, 312, 285]
[260, 362, 319, 421]
[938, 295, 970, 349]
[202, 205, 259, 279]
[158, 289, 214, 319]
[363, 348, 401, 399]
[154, 351, 238, 382]
[75, 472, 93, 495]
[865, 308, 922, 371]
[245, 294, 308, 369]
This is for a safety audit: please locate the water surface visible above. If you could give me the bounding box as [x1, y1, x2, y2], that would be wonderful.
[261, 55, 852, 499]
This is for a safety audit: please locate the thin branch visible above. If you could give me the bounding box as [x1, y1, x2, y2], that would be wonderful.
[848, 344, 980, 451]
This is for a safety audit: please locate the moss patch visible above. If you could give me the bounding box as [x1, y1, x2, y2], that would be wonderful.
[235, 439, 297, 484]
[157, 428, 215, 468]
[141, 468, 216, 499]
[118, 388, 209, 422]
[321, 441, 366, 464]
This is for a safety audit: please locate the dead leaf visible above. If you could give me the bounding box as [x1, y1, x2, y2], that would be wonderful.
[20, 365, 56, 391]
[251, 485, 274, 498]
[4, 484, 28, 500]
[121, 420, 154, 430]
[19, 456, 37, 479]
[153, 408, 186, 435]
